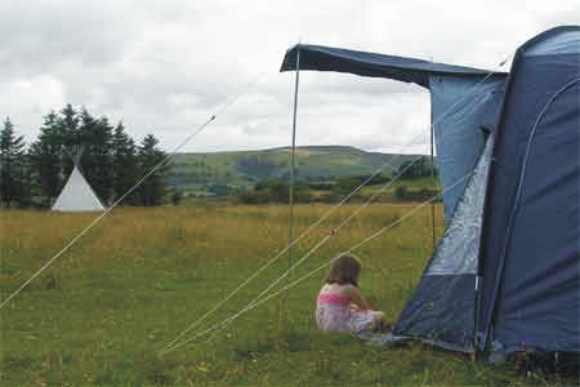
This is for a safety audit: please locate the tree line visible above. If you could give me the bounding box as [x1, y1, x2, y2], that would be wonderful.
[0, 104, 168, 209]
[236, 163, 439, 205]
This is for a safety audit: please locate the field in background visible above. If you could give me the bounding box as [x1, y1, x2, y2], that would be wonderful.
[0, 204, 565, 386]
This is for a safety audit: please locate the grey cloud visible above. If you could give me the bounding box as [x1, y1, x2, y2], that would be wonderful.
[0, 1, 141, 79]
[0, 0, 577, 154]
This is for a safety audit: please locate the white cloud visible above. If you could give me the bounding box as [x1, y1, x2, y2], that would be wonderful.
[0, 0, 577, 153]
[0, 75, 67, 137]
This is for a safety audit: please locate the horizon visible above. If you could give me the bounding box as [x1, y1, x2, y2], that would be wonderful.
[173, 143, 433, 156]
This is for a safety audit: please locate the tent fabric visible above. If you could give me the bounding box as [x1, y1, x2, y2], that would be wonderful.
[477, 26, 580, 353]
[524, 27, 580, 56]
[394, 274, 477, 352]
[429, 75, 504, 219]
[51, 166, 105, 212]
[393, 136, 493, 352]
[426, 137, 493, 276]
[280, 44, 506, 88]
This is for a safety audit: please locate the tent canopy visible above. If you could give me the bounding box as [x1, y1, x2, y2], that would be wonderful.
[280, 44, 506, 88]
[279, 44, 508, 220]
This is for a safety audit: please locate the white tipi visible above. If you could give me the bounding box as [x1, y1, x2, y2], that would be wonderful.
[51, 154, 105, 212]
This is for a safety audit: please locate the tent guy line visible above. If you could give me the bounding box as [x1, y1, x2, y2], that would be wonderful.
[161, 55, 509, 353]
[198, 152, 432, 333]
[162, 152, 429, 354]
[0, 114, 214, 311]
[161, 168, 475, 354]
[237, 58, 513, 314]
[0, 72, 268, 312]
[161, 138, 429, 352]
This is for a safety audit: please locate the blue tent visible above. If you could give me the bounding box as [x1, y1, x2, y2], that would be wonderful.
[280, 25, 580, 355]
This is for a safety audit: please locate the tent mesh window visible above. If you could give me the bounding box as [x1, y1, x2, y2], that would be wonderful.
[393, 135, 493, 352]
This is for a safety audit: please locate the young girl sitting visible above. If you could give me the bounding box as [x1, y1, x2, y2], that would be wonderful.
[315, 254, 386, 334]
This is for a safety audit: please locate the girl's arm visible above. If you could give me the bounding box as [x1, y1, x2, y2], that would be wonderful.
[346, 286, 371, 310]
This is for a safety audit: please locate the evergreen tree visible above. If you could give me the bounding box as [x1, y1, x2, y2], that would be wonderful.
[0, 117, 27, 207]
[111, 122, 139, 205]
[57, 104, 80, 179]
[137, 134, 168, 206]
[29, 105, 81, 205]
[77, 110, 113, 204]
[28, 111, 63, 205]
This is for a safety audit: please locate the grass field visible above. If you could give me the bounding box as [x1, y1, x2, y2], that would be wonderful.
[0, 204, 571, 386]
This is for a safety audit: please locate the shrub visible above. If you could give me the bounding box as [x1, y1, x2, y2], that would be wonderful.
[394, 185, 409, 201]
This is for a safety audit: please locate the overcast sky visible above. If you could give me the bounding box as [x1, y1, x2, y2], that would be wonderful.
[1, 0, 578, 154]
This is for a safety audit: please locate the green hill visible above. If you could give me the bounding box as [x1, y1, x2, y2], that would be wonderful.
[167, 146, 432, 196]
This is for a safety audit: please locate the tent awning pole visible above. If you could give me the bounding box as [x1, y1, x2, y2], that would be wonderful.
[288, 46, 301, 274]
[430, 124, 436, 250]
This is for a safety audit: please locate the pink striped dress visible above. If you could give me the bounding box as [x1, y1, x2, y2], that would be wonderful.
[315, 284, 382, 333]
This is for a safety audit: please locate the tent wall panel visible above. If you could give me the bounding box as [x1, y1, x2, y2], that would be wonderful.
[477, 26, 580, 353]
[394, 274, 476, 352]
[429, 76, 504, 219]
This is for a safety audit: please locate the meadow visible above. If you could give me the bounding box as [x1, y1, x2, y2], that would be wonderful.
[0, 204, 570, 386]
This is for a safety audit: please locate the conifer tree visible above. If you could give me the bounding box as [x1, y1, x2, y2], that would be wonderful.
[28, 111, 63, 204]
[0, 117, 27, 207]
[57, 104, 80, 179]
[111, 122, 139, 204]
[77, 110, 113, 204]
[137, 134, 168, 206]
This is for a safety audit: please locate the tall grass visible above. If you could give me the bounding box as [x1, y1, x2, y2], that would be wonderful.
[0, 204, 564, 386]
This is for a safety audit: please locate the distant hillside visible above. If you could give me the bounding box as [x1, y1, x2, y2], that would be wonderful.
[166, 145, 432, 196]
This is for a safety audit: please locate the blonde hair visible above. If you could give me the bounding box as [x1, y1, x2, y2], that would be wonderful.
[325, 254, 361, 286]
